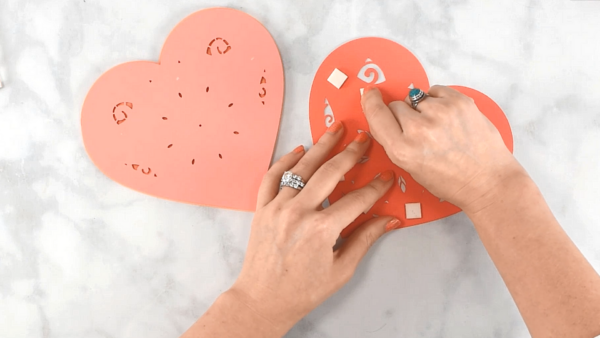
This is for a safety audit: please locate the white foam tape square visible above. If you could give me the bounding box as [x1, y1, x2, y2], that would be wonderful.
[405, 203, 422, 219]
[327, 68, 348, 89]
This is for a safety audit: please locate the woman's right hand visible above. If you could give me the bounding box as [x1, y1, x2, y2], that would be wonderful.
[361, 85, 522, 213]
[362, 86, 600, 338]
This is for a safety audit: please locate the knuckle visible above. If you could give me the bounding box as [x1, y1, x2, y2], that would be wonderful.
[307, 216, 332, 240]
[347, 190, 372, 208]
[442, 85, 460, 96]
[280, 204, 303, 225]
[367, 101, 389, 119]
[424, 105, 447, 123]
[426, 100, 445, 113]
[427, 85, 444, 97]
[387, 101, 404, 112]
[362, 230, 377, 250]
[390, 147, 405, 163]
[311, 214, 331, 230]
[426, 86, 437, 96]
[343, 144, 362, 158]
[407, 119, 426, 134]
[313, 136, 332, 150]
[456, 93, 472, 104]
[292, 158, 311, 175]
[380, 134, 399, 152]
[263, 204, 282, 219]
[390, 147, 411, 169]
[440, 99, 454, 110]
[319, 160, 341, 177]
[364, 183, 382, 197]
[454, 98, 471, 112]
[439, 103, 458, 116]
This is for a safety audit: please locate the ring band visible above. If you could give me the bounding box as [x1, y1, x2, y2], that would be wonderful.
[280, 171, 305, 191]
[409, 88, 427, 109]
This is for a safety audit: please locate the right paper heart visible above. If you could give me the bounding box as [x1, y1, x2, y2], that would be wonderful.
[308, 38, 513, 237]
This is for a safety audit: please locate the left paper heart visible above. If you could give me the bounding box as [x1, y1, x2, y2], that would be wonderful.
[81, 8, 284, 211]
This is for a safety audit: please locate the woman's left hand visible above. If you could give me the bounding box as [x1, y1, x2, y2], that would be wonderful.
[227, 121, 400, 335]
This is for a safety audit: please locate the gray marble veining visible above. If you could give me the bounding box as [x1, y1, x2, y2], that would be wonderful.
[1, 0, 599, 337]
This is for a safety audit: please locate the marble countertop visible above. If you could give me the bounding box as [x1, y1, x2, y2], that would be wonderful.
[2, 0, 600, 337]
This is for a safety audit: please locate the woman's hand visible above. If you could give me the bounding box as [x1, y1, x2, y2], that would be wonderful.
[183, 123, 399, 338]
[360, 85, 520, 212]
[221, 121, 399, 335]
[358, 86, 600, 337]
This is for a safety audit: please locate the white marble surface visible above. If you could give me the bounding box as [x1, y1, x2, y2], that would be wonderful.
[2, 0, 600, 337]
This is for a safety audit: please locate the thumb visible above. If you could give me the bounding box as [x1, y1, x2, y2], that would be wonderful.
[335, 217, 402, 270]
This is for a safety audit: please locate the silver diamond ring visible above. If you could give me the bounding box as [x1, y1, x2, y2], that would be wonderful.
[409, 88, 428, 109]
[280, 171, 305, 191]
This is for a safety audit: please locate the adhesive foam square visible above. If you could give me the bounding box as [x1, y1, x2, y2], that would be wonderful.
[405, 203, 422, 219]
[327, 68, 348, 89]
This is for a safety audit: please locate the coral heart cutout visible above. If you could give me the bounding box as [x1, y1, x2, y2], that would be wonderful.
[81, 8, 284, 211]
[308, 38, 513, 237]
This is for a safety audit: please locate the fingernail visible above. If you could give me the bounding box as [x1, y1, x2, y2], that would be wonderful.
[378, 170, 394, 181]
[354, 132, 369, 143]
[385, 218, 402, 233]
[292, 145, 304, 153]
[327, 121, 343, 134]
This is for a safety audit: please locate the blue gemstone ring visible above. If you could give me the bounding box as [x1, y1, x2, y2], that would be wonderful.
[409, 88, 427, 109]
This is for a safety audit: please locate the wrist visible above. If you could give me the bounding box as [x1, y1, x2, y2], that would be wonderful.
[181, 289, 287, 338]
[219, 287, 294, 337]
[460, 159, 532, 216]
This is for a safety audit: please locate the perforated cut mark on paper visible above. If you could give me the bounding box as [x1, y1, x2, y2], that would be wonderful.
[357, 59, 386, 85]
[398, 176, 407, 193]
[207, 37, 232, 55]
[259, 73, 268, 106]
[112, 102, 133, 125]
[323, 99, 335, 127]
[129, 164, 157, 178]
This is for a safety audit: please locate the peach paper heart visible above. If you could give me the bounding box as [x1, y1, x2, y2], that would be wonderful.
[308, 38, 513, 237]
[81, 8, 284, 211]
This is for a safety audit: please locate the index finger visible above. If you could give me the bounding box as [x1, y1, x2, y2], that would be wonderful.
[361, 87, 405, 150]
